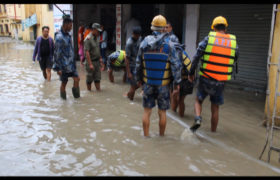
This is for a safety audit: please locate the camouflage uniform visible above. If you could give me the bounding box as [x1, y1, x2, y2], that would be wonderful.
[53, 27, 78, 82]
[173, 42, 194, 97]
[125, 36, 142, 86]
[168, 31, 179, 43]
[84, 33, 101, 84]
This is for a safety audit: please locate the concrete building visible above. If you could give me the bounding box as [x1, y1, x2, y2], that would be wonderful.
[6, 4, 24, 40]
[0, 4, 11, 37]
[21, 4, 55, 42]
[0, 4, 55, 42]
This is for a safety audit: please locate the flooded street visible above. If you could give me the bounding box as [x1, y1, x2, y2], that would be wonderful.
[0, 37, 280, 176]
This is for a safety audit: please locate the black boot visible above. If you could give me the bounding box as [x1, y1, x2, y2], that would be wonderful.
[190, 116, 202, 132]
[72, 87, 80, 98]
[60, 91, 66, 100]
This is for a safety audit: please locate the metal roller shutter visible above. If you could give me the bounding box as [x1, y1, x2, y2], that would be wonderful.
[198, 4, 273, 92]
[76, 4, 100, 27]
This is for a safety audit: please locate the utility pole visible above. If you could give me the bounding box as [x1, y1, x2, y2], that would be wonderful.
[14, 4, 16, 20]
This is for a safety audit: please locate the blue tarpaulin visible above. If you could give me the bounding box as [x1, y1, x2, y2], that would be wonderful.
[21, 14, 37, 31]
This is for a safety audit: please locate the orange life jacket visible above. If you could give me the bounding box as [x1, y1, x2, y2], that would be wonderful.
[200, 31, 237, 81]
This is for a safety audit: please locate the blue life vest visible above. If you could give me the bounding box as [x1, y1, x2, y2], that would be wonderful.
[142, 39, 171, 86]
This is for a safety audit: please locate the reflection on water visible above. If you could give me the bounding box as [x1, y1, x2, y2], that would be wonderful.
[0, 37, 279, 176]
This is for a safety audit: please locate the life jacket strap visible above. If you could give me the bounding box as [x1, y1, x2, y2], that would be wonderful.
[200, 68, 232, 75]
[144, 59, 170, 63]
[206, 43, 237, 50]
[204, 51, 235, 60]
[201, 59, 234, 67]
[143, 75, 171, 80]
[143, 67, 171, 71]
[208, 34, 236, 40]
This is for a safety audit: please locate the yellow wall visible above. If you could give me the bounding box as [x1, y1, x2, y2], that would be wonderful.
[6, 4, 23, 19]
[22, 4, 54, 42]
[22, 4, 36, 41]
[265, 4, 280, 126]
[40, 4, 54, 39]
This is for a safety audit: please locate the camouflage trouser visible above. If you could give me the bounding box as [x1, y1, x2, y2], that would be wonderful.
[197, 76, 224, 105]
[86, 61, 101, 84]
[127, 66, 137, 86]
[142, 84, 170, 110]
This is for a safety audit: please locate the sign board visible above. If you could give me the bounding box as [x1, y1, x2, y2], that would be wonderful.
[21, 14, 37, 30]
[30, 14, 37, 27]
[116, 4, 121, 51]
[53, 4, 71, 33]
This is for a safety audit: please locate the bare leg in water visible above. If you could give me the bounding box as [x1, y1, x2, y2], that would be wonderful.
[127, 85, 139, 101]
[211, 103, 219, 132]
[158, 109, 167, 136]
[142, 108, 152, 137]
[46, 68, 51, 81]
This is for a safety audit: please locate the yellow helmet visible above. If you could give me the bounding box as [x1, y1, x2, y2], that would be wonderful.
[151, 15, 167, 31]
[211, 16, 228, 30]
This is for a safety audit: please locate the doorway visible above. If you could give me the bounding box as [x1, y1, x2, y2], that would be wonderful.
[131, 4, 157, 38]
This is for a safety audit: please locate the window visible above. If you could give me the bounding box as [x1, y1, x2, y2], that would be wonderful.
[3, 4, 6, 13]
[18, 4, 21, 8]
[5, 24, 9, 33]
[0, 5, 2, 13]
[48, 4, 53, 11]
[0, 25, 3, 33]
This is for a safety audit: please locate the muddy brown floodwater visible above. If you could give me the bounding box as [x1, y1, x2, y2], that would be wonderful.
[0, 37, 280, 176]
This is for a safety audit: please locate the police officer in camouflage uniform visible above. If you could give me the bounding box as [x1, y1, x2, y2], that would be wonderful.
[164, 21, 194, 117]
[53, 17, 80, 100]
[165, 21, 179, 43]
[136, 15, 182, 137]
[84, 23, 104, 92]
[125, 26, 142, 101]
[171, 43, 194, 117]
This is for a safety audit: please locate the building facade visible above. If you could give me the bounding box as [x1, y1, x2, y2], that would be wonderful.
[21, 4, 54, 42]
[6, 4, 24, 40]
[0, 4, 11, 37]
[0, 4, 55, 41]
